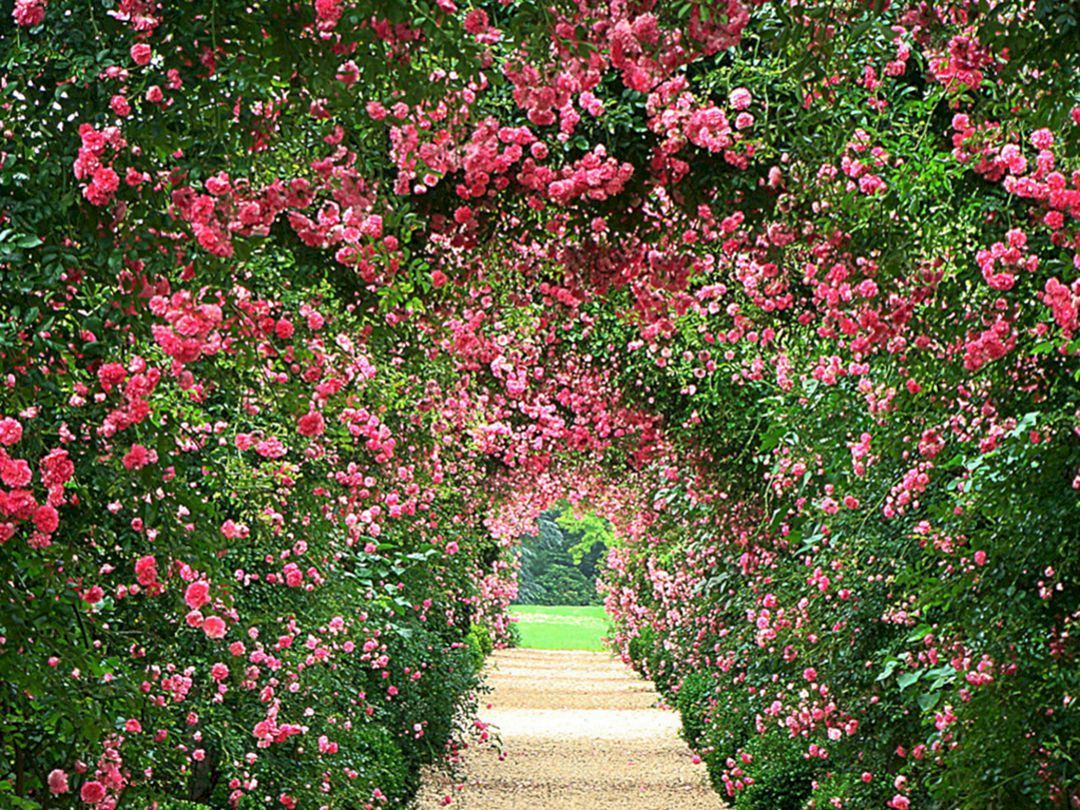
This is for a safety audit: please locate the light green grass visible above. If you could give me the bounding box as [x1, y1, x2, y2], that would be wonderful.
[510, 604, 609, 651]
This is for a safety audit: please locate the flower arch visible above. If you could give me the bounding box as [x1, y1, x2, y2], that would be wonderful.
[1, 1, 1078, 808]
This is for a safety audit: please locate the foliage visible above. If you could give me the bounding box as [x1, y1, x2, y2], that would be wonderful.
[516, 509, 603, 605]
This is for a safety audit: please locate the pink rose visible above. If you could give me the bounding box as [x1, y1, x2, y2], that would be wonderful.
[80, 780, 106, 803]
[130, 43, 152, 65]
[47, 769, 69, 795]
[203, 616, 227, 639]
[184, 580, 210, 610]
[297, 411, 326, 437]
[33, 504, 60, 534]
[0, 417, 23, 446]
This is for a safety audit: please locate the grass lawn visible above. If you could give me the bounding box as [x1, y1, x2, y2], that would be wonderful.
[510, 604, 609, 651]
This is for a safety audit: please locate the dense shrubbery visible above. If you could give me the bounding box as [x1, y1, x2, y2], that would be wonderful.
[2, 0, 1078, 807]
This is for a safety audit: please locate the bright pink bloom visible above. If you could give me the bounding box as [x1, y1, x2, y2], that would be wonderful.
[122, 444, 157, 470]
[297, 411, 325, 437]
[463, 8, 489, 34]
[203, 616, 227, 639]
[33, 504, 59, 534]
[48, 769, 69, 795]
[184, 580, 210, 610]
[12, 0, 46, 27]
[134, 555, 158, 586]
[130, 43, 152, 65]
[0, 417, 23, 446]
[2, 459, 32, 488]
[80, 780, 106, 803]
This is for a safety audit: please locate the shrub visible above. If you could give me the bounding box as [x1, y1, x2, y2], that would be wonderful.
[676, 671, 713, 748]
[734, 732, 821, 810]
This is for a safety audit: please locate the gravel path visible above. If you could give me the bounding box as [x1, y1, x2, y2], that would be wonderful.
[416, 648, 726, 809]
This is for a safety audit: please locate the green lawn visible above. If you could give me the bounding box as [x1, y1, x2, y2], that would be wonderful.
[510, 604, 609, 651]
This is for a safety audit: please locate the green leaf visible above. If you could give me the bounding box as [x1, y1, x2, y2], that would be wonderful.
[897, 670, 921, 691]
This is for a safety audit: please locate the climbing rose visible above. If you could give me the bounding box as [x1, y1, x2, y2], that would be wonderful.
[2, 459, 32, 488]
[33, 504, 59, 534]
[40, 448, 74, 486]
[130, 42, 152, 65]
[184, 580, 210, 610]
[80, 780, 106, 803]
[0, 417, 23, 445]
[297, 411, 326, 437]
[12, 0, 46, 26]
[730, 87, 752, 110]
[47, 769, 69, 795]
[134, 555, 158, 586]
[122, 444, 157, 470]
[83, 166, 119, 207]
[109, 95, 131, 117]
[203, 615, 227, 639]
[463, 8, 489, 34]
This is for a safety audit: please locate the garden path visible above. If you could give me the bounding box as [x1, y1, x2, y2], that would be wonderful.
[416, 648, 726, 809]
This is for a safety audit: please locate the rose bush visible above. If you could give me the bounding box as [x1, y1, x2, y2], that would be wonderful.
[1, 0, 1077, 807]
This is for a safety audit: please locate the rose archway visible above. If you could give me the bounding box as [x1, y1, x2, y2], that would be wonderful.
[1, 1, 1077, 808]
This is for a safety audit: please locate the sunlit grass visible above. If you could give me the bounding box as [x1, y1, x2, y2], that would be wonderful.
[510, 604, 609, 651]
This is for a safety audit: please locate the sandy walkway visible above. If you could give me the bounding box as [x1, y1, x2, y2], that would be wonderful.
[416, 648, 726, 809]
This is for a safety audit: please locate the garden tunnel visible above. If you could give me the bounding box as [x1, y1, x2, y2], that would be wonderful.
[1, 1, 1078, 808]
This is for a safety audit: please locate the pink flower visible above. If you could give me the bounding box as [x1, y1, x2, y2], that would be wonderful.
[2, 459, 32, 488]
[973, 550, 987, 566]
[83, 166, 120, 207]
[12, 0, 46, 27]
[211, 662, 229, 680]
[34, 504, 59, 534]
[203, 615, 227, 639]
[40, 448, 74, 487]
[0, 417, 23, 445]
[125, 718, 142, 733]
[134, 555, 158, 586]
[254, 438, 287, 459]
[730, 87, 752, 110]
[47, 769, 69, 795]
[184, 580, 210, 610]
[80, 780, 106, 803]
[82, 586, 104, 604]
[297, 411, 326, 437]
[1030, 128, 1054, 150]
[463, 8, 489, 34]
[109, 95, 131, 117]
[97, 362, 127, 391]
[122, 444, 157, 470]
[130, 43, 152, 65]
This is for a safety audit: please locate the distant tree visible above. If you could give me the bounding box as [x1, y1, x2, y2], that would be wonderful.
[515, 508, 609, 605]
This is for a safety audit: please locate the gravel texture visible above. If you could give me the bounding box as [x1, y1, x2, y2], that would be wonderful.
[416, 648, 727, 809]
